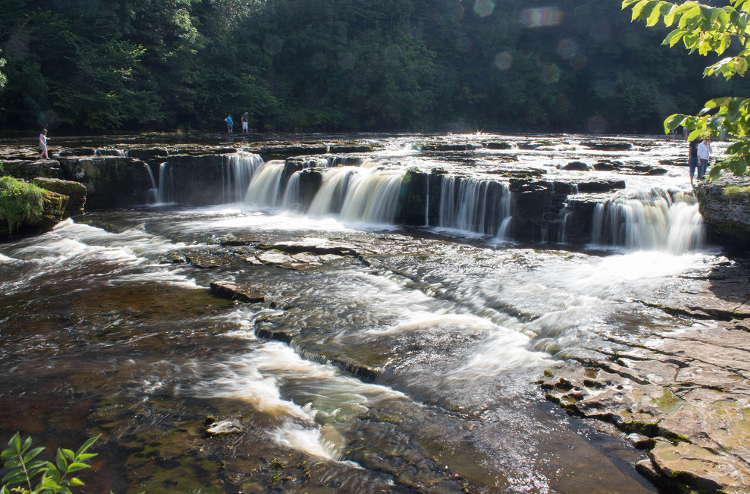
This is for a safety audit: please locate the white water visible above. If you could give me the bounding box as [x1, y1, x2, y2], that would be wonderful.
[281, 171, 302, 210]
[590, 189, 703, 253]
[244, 160, 285, 208]
[338, 168, 405, 224]
[438, 176, 511, 236]
[307, 167, 356, 217]
[224, 152, 264, 203]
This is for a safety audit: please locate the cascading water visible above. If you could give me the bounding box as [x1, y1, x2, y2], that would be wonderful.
[338, 168, 405, 224]
[305, 165, 406, 224]
[590, 189, 704, 252]
[307, 167, 357, 217]
[223, 153, 264, 203]
[158, 162, 174, 204]
[438, 175, 511, 236]
[281, 171, 303, 211]
[244, 160, 286, 208]
[143, 163, 159, 204]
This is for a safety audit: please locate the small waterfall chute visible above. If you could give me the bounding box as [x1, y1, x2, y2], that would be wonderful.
[244, 160, 286, 208]
[307, 167, 357, 217]
[224, 153, 264, 203]
[281, 171, 303, 211]
[158, 162, 174, 204]
[339, 168, 405, 224]
[438, 176, 512, 236]
[590, 189, 704, 253]
[307, 165, 405, 224]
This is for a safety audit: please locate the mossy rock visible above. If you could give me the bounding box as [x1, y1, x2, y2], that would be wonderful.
[33, 177, 87, 217]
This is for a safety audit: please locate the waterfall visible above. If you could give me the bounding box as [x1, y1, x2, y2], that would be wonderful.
[438, 176, 511, 236]
[158, 162, 174, 204]
[143, 163, 159, 204]
[590, 190, 704, 253]
[223, 153, 264, 203]
[94, 148, 127, 157]
[244, 160, 286, 208]
[307, 167, 356, 217]
[281, 171, 303, 211]
[339, 169, 405, 224]
[307, 166, 405, 224]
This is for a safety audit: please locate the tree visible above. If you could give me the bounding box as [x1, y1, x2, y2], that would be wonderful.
[0, 49, 6, 91]
[624, 0, 750, 178]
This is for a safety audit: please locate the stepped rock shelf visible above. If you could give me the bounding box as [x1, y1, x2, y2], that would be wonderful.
[2, 133, 750, 493]
[2, 133, 737, 247]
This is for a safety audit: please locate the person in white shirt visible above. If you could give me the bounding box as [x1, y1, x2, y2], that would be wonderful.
[39, 129, 49, 160]
[696, 136, 712, 182]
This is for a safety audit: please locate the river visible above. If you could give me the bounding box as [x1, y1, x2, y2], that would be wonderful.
[0, 134, 721, 493]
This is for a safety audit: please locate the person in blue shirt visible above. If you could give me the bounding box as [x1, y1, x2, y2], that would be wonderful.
[225, 114, 233, 133]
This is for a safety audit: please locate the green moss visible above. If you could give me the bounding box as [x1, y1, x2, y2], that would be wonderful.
[0, 176, 45, 234]
[723, 185, 750, 197]
[651, 387, 684, 413]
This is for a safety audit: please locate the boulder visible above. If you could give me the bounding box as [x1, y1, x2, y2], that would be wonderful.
[580, 141, 633, 151]
[1, 159, 64, 180]
[563, 161, 590, 171]
[58, 156, 153, 209]
[695, 173, 750, 247]
[33, 177, 87, 217]
[209, 281, 265, 303]
[576, 179, 626, 193]
[38, 190, 69, 230]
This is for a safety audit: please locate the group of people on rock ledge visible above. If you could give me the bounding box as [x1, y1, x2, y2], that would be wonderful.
[224, 112, 250, 134]
[687, 135, 712, 187]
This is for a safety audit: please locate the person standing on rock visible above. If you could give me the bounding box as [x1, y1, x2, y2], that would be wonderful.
[241, 112, 249, 134]
[225, 114, 233, 133]
[688, 137, 700, 187]
[39, 129, 49, 160]
[697, 135, 712, 182]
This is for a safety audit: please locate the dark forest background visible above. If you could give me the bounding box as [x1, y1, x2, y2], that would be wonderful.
[0, 0, 746, 134]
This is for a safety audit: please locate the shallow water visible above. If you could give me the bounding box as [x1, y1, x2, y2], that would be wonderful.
[0, 134, 720, 493]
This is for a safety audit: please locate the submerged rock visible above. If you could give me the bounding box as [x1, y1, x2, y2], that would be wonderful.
[205, 419, 244, 436]
[209, 281, 265, 303]
[580, 141, 633, 151]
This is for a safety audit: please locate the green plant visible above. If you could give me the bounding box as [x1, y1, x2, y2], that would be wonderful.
[0, 177, 45, 234]
[623, 0, 750, 178]
[1, 432, 100, 494]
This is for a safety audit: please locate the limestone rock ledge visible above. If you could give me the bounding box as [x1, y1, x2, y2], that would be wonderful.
[696, 174, 750, 247]
[538, 260, 750, 494]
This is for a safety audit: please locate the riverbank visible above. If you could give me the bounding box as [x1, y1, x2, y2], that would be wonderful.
[539, 255, 750, 493]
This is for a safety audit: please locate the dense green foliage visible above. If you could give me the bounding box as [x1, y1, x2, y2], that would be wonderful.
[0, 177, 45, 234]
[625, 0, 750, 177]
[1, 0, 748, 133]
[1, 432, 99, 494]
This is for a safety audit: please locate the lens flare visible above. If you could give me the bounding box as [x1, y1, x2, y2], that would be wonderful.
[520, 7, 563, 28]
[474, 0, 495, 17]
[544, 64, 561, 84]
[587, 114, 607, 134]
[495, 52, 513, 70]
[557, 39, 577, 60]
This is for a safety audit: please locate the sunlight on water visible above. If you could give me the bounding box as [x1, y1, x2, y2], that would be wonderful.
[190, 341, 408, 462]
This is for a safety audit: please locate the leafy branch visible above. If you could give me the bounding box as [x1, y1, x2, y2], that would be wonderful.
[1, 433, 100, 494]
[623, 0, 750, 178]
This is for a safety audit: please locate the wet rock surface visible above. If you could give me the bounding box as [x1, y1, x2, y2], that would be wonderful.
[538, 256, 750, 494]
[696, 173, 750, 247]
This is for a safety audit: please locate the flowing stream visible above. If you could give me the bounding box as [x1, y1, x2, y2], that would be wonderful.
[0, 134, 723, 493]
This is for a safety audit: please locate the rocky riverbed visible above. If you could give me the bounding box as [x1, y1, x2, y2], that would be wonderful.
[539, 256, 750, 493]
[2, 132, 750, 493]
